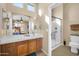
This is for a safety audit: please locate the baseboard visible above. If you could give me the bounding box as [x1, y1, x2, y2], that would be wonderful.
[51, 43, 63, 51]
[41, 49, 48, 56]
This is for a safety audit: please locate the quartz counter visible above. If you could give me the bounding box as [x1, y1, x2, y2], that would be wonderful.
[0, 34, 43, 45]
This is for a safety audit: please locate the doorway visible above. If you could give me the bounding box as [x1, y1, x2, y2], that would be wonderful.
[48, 3, 63, 56]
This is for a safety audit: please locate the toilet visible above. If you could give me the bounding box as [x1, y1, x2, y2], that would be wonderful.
[69, 35, 79, 54]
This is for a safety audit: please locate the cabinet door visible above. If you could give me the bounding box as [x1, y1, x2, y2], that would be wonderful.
[1, 45, 8, 56]
[7, 46, 17, 56]
[28, 40, 36, 54]
[36, 38, 42, 51]
[17, 41, 28, 56]
[1, 43, 16, 56]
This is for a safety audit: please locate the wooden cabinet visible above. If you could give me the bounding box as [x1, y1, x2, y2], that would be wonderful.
[1, 43, 16, 56]
[0, 38, 42, 56]
[0, 45, 1, 56]
[71, 24, 79, 31]
[16, 41, 28, 56]
[36, 38, 42, 51]
[28, 40, 36, 54]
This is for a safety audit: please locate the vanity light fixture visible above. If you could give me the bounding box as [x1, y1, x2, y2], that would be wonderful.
[45, 15, 49, 25]
[20, 17, 23, 22]
[38, 9, 42, 16]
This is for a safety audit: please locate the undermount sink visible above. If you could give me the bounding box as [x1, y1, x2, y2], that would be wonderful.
[25, 34, 34, 37]
[25, 34, 31, 37]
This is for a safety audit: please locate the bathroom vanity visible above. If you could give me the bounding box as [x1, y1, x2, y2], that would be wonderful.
[0, 35, 43, 56]
[0, 8, 43, 56]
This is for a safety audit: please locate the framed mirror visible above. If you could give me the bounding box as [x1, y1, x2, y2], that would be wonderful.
[12, 13, 30, 35]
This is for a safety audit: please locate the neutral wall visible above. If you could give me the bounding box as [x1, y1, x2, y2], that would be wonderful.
[52, 4, 63, 19]
[0, 4, 6, 36]
[63, 3, 79, 46]
[5, 3, 36, 17]
[38, 3, 49, 54]
[0, 3, 49, 55]
[0, 5, 2, 36]
[52, 4, 79, 46]
[0, 3, 37, 36]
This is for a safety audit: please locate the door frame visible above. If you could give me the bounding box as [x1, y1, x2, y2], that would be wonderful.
[48, 3, 63, 56]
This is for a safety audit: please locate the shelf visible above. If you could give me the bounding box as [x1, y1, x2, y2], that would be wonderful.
[71, 24, 79, 31]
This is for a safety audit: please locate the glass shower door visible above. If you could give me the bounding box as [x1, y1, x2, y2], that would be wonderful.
[51, 18, 61, 49]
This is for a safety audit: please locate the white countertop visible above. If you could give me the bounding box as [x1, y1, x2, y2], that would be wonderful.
[0, 34, 43, 45]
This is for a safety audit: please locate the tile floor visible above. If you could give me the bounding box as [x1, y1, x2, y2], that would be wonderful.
[52, 45, 79, 56]
[36, 51, 47, 56]
[27, 50, 46, 56]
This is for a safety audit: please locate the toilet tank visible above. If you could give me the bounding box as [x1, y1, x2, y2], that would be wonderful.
[70, 35, 79, 42]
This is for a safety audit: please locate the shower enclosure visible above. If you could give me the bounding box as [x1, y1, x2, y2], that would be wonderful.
[51, 16, 62, 50]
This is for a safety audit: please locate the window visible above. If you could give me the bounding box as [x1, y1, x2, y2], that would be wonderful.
[27, 3, 35, 12]
[13, 3, 23, 8]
